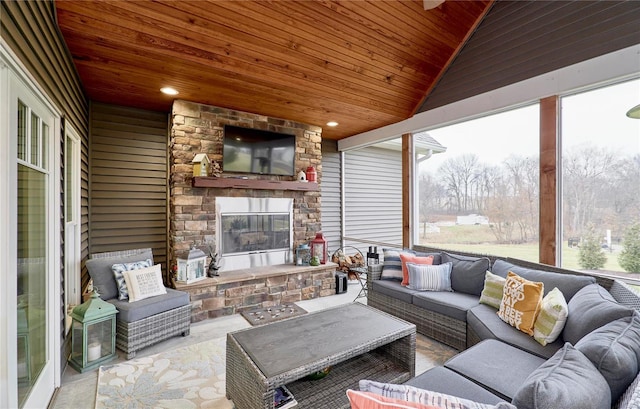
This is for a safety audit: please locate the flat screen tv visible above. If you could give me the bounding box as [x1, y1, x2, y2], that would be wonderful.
[223, 125, 296, 176]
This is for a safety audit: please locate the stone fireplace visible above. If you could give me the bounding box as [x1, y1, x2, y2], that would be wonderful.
[169, 100, 334, 321]
[169, 99, 323, 267]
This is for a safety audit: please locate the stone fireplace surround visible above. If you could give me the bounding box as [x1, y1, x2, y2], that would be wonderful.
[169, 100, 335, 320]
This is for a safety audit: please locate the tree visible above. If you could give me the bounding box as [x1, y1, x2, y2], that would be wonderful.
[578, 226, 607, 270]
[438, 154, 480, 213]
[619, 223, 640, 273]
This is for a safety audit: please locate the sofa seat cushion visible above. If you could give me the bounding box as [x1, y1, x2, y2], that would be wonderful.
[86, 248, 154, 301]
[412, 291, 479, 322]
[563, 283, 634, 345]
[512, 343, 610, 409]
[444, 339, 546, 401]
[405, 367, 506, 405]
[467, 304, 563, 359]
[108, 288, 190, 322]
[491, 259, 595, 301]
[371, 279, 420, 304]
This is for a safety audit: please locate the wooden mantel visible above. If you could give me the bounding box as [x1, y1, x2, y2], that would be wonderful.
[192, 177, 318, 191]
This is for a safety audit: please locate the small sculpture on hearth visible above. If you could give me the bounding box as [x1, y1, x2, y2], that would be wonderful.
[206, 244, 221, 277]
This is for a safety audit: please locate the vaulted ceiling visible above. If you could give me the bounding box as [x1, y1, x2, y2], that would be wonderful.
[55, 0, 492, 139]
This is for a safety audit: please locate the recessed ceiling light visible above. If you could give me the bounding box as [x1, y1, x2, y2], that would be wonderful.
[326, 121, 339, 127]
[160, 87, 179, 96]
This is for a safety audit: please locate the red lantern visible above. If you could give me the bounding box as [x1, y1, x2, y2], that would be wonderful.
[310, 231, 328, 264]
[305, 166, 317, 183]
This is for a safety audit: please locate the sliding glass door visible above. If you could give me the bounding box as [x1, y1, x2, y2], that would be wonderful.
[1, 52, 60, 409]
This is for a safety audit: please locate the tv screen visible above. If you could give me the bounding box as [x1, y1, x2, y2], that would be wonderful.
[223, 125, 296, 176]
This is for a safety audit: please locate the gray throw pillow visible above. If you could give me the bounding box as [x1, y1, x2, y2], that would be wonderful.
[441, 252, 490, 296]
[576, 312, 640, 404]
[512, 343, 610, 409]
[563, 284, 633, 345]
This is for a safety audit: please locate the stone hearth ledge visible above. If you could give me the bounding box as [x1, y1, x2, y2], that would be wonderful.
[175, 262, 338, 322]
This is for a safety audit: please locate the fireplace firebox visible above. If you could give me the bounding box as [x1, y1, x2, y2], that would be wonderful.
[216, 197, 293, 272]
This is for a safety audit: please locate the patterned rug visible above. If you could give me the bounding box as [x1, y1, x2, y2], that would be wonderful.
[95, 337, 232, 409]
[240, 303, 307, 326]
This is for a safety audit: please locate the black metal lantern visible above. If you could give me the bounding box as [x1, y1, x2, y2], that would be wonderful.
[68, 290, 118, 373]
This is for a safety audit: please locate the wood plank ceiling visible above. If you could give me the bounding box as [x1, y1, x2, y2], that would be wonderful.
[55, 0, 491, 139]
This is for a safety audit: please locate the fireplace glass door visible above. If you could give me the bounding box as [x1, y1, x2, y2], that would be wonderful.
[221, 213, 290, 255]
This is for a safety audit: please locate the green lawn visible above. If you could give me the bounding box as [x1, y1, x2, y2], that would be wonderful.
[420, 225, 625, 273]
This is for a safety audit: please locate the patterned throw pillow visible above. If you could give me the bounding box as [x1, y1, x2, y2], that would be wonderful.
[399, 253, 434, 286]
[533, 287, 568, 346]
[381, 249, 414, 281]
[479, 271, 506, 309]
[347, 390, 439, 409]
[111, 258, 153, 300]
[123, 264, 167, 302]
[358, 380, 516, 409]
[406, 262, 453, 292]
[497, 271, 544, 336]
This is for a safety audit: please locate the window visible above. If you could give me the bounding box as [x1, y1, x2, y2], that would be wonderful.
[560, 78, 640, 274]
[416, 104, 540, 261]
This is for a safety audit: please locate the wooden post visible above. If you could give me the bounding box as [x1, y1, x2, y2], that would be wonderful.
[402, 133, 412, 248]
[539, 96, 558, 265]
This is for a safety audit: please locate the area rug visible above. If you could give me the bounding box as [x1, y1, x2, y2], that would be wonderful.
[241, 303, 307, 326]
[95, 337, 232, 409]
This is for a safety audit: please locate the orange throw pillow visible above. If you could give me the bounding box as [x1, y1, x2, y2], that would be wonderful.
[399, 254, 434, 286]
[497, 271, 544, 336]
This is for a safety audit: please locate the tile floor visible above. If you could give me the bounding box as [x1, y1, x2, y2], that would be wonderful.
[49, 282, 456, 408]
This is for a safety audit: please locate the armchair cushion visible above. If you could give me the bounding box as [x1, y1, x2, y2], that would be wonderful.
[86, 248, 154, 300]
[107, 288, 189, 322]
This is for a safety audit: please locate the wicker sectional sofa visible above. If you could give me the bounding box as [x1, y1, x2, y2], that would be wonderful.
[366, 246, 640, 409]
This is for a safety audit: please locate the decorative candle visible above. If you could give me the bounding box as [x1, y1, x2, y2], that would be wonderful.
[88, 342, 101, 362]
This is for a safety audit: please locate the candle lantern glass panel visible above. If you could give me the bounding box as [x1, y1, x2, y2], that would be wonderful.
[176, 247, 207, 284]
[68, 290, 117, 373]
[296, 244, 311, 266]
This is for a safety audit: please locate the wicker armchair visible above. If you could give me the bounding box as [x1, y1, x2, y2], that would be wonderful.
[86, 248, 191, 358]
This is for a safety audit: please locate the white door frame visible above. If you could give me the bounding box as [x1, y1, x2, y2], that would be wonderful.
[64, 124, 82, 328]
[1, 41, 61, 409]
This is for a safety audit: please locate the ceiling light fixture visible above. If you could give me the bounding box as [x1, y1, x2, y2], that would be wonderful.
[160, 87, 179, 96]
[423, 0, 445, 10]
[626, 104, 640, 119]
[326, 121, 339, 127]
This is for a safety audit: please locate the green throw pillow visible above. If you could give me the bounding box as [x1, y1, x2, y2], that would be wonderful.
[533, 287, 568, 346]
[479, 271, 505, 309]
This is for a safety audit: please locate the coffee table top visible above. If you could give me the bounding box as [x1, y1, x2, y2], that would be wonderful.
[230, 302, 414, 378]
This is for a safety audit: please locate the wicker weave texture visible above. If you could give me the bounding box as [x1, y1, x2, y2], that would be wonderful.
[367, 290, 466, 351]
[226, 305, 415, 409]
[116, 304, 191, 359]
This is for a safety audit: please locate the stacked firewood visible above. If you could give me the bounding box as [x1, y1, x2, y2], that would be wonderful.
[332, 249, 365, 280]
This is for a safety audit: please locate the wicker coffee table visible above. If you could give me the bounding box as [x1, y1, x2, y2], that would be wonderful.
[226, 302, 416, 409]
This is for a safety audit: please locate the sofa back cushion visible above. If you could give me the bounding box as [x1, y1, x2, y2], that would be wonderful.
[576, 312, 640, 404]
[441, 252, 490, 296]
[491, 259, 595, 301]
[512, 343, 611, 409]
[86, 248, 154, 300]
[563, 283, 633, 345]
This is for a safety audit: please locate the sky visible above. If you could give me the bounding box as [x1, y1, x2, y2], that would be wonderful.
[417, 78, 640, 174]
